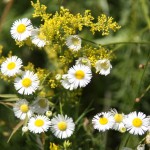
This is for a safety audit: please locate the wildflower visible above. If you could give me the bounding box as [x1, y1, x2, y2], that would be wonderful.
[67, 64, 92, 89]
[50, 114, 75, 139]
[14, 70, 39, 95]
[22, 126, 28, 133]
[28, 115, 51, 134]
[75, 57, 91, 68]
[66, 35, 81, 51]
[31, 28, 46, 48]
[137, 144, 145, 150]
[10, 18, 33, 41]
[92, 112, 115, 132]
[124, 112, 149, 135]
[110, 109, 126, 131]
[1, 56, 22, 77]
[95, 59, 112, 76]
[13, 99, 33, 120]
[31, 97, 49, 114]
[61, 74, 74, 90]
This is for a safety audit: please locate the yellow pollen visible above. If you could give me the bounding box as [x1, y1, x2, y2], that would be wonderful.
[22, 78, 32, 88]
[20, 104, 29, 113]
[17, 24, 26, 33]
[38, 99, 47, 108]
[72, 37, 80, 46]
[57, 121, 67, 131]
[7, 62, 16, 70]
[75, 70, 85, 79]
[132, 118, 142, 127]
[99, 117, 108, 125]
[34, 119, 44, 127]
[101, 62, 109, 70]
[114, 114, 123, 123]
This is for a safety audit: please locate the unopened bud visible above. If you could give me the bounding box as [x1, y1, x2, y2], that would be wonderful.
[135, 98, 140, 103]
[22, 126, 28, 133]
[146, 134, 150, 144]
[46, 111, 52, 117]
[139, 64, 145, 69]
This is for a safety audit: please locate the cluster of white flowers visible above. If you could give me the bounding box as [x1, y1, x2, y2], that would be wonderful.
[0, 56, 39, 95]
[92, 109, 150, 135]
[13, 98, 75, 139]
[10, 18, 46, 48]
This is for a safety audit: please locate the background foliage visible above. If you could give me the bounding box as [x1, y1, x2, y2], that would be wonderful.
[0, 0, 150, 149]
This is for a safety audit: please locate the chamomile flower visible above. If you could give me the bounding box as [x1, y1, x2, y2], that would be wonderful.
[110, 109, 126, 131]
[67, 64, 92, 89]
[31, 28, 46, 48]
[124, 111, 149, 135]
[66, 35, 81, 51]
[14, 70, 39, 95]
[31, 97, 49, 115]
[13, 99, 33, 120]
[92, 112, 115, 132]
[95, 59, 112, 76]
[75, 57, 91, 68]
[1, 56, 22, 77]
[50, 114, 75, 139]
[28, 115, 51, 134]
[61, 74, 74, 90]
[10, 18, 33, 41]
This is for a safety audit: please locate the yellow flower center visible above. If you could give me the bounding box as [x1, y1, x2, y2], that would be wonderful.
[38, 99, 47, 108]
[132, 118, 142, 127]
[114, 114, 123, 123]
[7, 62, 16, 70]
[72, 37, 80, 46]
[34, 119, 44, 127]
[101, 62, 109, 70]
[75, 70, 85, 79]
[99, 117, 108, 125]
[20, 104, 29, 113]
[22, 78, 32, 88]
[17, 24, 26, 33]
[57, 121, 67, 131]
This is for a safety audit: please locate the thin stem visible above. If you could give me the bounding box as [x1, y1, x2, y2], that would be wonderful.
[102, 41, 150, 47]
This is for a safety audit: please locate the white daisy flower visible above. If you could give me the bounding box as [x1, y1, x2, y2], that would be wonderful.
[50, 114, 75, 139]
[124, 111, 150, 135]
[28, 115, 51, 134]
[61, 74, 74, 90]
[31, 28, 46, 48]
[75, 57, 91, 68]
[10, 18, 33, 41]
[14, 70, 40, 95]
[95, 59, 112, 76]
[31, 97, 49, 115]
[66, 35, 81, 51]
[13, 99, 33, 120]
[1, 56, 22, 77]
[110, 109, 126, 131]
[67, 64, 92, 89]
[92, 112, 115, 132]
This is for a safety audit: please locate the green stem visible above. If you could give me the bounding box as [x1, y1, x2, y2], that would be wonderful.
[102, 41, 150, 47]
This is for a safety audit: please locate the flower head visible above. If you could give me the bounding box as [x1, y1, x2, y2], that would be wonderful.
[31, 97, 49, 115]
[14, 70, 40, 95]
[92, 112, 115, 132]
[66, 35, 81, 51]
[95, 59, 112, 76]
[10, 18, 33, 41]
[1, 56, 22, 76]
[50, 114, 75, 139]
[13, 99, 33, 120]
[67, 64, 92, 89]
[28, 115, 51, 134]
[110, 109, 126, 131]
[75, 57, 91, 68]
[31, 28, 46, 48]
[124, 111, 149, 135]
